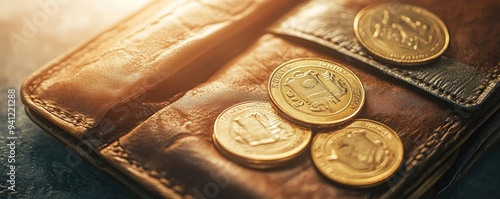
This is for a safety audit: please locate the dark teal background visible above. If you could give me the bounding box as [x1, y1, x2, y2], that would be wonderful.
[446, 141, 500, 198]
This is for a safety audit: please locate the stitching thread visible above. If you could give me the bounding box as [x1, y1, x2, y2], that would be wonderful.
[109, 141, 192, 198]
[283, 24, 500, 106]
[24, 2, 496, 196]
[26, 28, 128, 128]
[29, 96, 94, 129]
[25, 1, 173, 129]
[391, 62, 500, 105]
[403, 114, 463, 172]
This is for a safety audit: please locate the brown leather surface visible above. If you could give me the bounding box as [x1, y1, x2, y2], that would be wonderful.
[100, 34, 464, 198]
[96, 0, 499, 198]
[20, 0, 500, 198]
[269, 0, 499, 110]
[21, 0, 292, 138]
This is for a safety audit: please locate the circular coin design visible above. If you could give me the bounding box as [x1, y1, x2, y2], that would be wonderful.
[354, 3, 449, 65]
[268, 58, 365, 127]
[213, 101, 311, 168]
[311, 119, 404, 187]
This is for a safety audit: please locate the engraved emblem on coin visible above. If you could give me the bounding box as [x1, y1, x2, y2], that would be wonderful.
[326, 129, 390, 172]
[311, 119, 404, 187]
[284, 70, 348, 113]
[230, 111, 293, 146]
[354, 3, 449, 65]
[213, 102, 311, 168]
[372, 9, 434, 51]
[269, 58, 365, 127]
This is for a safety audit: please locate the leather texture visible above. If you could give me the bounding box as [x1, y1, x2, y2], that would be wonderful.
[21, 0, 293, 146]
[21, 0, 500, 198]
[269, 0, 500, 111]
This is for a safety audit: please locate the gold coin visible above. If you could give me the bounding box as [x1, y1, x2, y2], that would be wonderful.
[354, 3, 449, 65]
[213, 101, 311, 168]
[268, 58, 365, 127]
[311, 119, 404, 187]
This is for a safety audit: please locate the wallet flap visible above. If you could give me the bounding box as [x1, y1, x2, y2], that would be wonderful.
[269, 0, 500, 111]
[21, 0, 291, 138]
[19, 0, 500, 198]
[99, 33, 470, 199]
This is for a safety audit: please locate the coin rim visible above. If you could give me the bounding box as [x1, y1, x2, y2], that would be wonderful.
[212, 101, 312, 166]
[268, 58, 365, 127]
[353, 2, 450, 66]
[311, 119, 404, 187]
[213, 133, 300, 169]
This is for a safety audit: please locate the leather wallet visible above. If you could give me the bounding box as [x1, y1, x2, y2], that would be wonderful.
[21, 0, 500, 198]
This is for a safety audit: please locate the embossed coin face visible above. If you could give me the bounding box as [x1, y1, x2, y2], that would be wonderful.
[268, 58, 365, 127]
[213, 101, 312, 168]
[354, 3, 449, 65]
[311, 119, 404, 187]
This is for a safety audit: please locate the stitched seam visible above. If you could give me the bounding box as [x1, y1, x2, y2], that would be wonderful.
[26, 27, 130, 128]
[27, 61, 98, 128]
[25, 1, 172, 129]
[284, 25, 500, 106]
[29, 96, 93, 129]
[26, 0, 250, 129]
[109, 141, 193, 198]
[391, 62, 500, 104]
[403, 114, 463, 172]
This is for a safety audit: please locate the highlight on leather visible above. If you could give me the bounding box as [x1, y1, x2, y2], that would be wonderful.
[19, 0, 500, 198]
[21, 0, 290, 138]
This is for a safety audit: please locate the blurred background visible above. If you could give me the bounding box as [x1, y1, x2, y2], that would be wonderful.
[0, 0, 498, 198]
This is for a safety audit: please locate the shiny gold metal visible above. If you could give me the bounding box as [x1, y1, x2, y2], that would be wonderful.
[268, 58, 365, 127]
[311, 119, 404, 187]
[354, 3, 449, 65]
[213, 101, 311, 168]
